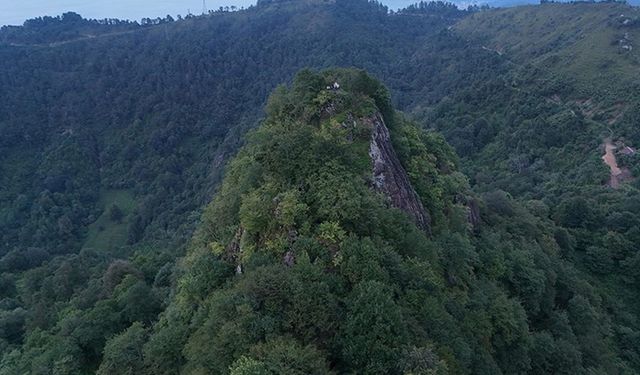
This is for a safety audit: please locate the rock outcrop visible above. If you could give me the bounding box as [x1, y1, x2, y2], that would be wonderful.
[366, 113, 431, 233]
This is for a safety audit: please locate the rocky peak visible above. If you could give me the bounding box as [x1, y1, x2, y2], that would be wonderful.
[366, 113, 431, 234]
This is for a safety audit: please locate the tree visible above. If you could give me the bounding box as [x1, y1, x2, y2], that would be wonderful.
[233, 338, 332, 375]
[585, 246, 613, 274]
[114, 277, 162, 324]
[143, 306, 190, 375]
[0, 308, 27, 344]
[96, 322, 148, 375]
[103, 260, 143, 294]
[109, 204, 124, 223]
[555, 197, 602, 229]
[398, 346, 449, 375]
[229, 356, 269, 375]
[340, 281, 408, 374]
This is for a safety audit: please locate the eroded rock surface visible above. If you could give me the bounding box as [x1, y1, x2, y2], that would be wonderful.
[367, 113, 431, 233]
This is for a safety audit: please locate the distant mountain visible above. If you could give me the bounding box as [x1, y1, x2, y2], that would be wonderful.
[453, 0, 640, 9]
[0, 11, 144, 45]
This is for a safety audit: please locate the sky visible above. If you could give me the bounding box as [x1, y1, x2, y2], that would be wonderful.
[0, 0, 429, 27]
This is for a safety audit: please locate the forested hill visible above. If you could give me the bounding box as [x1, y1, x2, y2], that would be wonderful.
[457, 2, 640, 102]
[137, 68, 638, 375]
[1, 0, 640, 373]
[0, 0, 475, 261]
[0, 12, 145, 46]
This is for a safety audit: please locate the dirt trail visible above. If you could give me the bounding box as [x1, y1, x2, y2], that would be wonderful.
[602, 140, 622, 188]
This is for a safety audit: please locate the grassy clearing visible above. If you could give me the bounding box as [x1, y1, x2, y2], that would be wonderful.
[82, 189, 135, 255]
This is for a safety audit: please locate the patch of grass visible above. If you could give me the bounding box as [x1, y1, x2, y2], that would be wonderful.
[82, 189, 135, 255]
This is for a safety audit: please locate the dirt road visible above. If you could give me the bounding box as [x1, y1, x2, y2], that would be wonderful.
[603, 140, 622, 188]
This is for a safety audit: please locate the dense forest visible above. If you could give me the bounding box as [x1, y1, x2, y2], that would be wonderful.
[1, 0, 640, 373]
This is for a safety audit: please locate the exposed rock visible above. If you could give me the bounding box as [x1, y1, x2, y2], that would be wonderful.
[621, 145, 636, 156]
[226, 226, 245, 274]
[366, 113, 431, 233]
[225, 226, 244, 258]
[617, 31, 633, 51]
[321, 101, 338, 117]
[466, 197, 481, 232]
[454, 194, 480, 233]
[288, 228, 299, 241]
[283, 251, 295, 267]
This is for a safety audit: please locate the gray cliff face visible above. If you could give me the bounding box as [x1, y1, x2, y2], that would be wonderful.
[366, 113, 431, 233]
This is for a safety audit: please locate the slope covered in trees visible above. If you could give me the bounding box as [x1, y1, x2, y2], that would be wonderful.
[0, 11, 144, 46]
[429, 8, 640, 374]
[119, 69, 636, 374]
[0, 0, 486, 265]
[1, 0, 640, 373]
[0, 2, 499, 372]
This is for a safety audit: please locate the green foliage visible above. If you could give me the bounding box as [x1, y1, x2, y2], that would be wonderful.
[108, 204, 124, 223]
[230, 338, 332, 375]
[141, 305, 191, 375]
[0, 1, 482, 369]
[340, 281, 408, 373]
[229, 356, 270, 375]
[96, 322, 148, 375]
[142, 69, 639, 374]
[1, 1, 640, 374]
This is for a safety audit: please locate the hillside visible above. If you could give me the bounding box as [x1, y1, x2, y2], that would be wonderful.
[133, 69, 634, 374]
[0, 1, 501, 373]
[0, 12, 144, 46]
[433, 5, 640, 375]
[1, 1, 640, 373]
[455, 2, 640, 133]
[0, 0, 484, 260]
